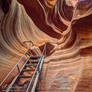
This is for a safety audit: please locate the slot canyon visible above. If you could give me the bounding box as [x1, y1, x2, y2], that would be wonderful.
[0, 0, 92, 92]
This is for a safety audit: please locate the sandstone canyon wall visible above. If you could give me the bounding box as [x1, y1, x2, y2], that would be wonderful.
[0, 0, 92, 92]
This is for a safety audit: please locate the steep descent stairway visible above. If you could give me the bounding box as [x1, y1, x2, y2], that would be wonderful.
[6, 56, 44, 92]
[0, 42, 46, 92]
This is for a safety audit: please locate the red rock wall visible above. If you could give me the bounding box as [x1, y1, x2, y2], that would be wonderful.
[0, 0, 92, 92]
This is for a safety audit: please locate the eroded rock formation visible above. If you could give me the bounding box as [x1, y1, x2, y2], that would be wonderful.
[0, 0, 92, 92]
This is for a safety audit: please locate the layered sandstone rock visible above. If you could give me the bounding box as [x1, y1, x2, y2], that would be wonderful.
[0, 0, 92, 92]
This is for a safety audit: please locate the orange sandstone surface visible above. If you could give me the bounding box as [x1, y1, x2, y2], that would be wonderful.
[0, 0, 92, 92]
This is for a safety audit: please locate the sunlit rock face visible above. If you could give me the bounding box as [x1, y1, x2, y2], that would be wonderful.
[0, 0, 92, 92]
[65, 0, 79, 7]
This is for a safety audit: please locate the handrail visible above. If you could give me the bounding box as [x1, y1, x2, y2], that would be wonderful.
[0, 41, 47, 90]
[0, 40, 34, 86]
[28, 43, 47, 92]
[0, 48, 29, 87]
[26, 42, 47, 92]
[6, 56, 31, 92]
[42, 43, 47, 56]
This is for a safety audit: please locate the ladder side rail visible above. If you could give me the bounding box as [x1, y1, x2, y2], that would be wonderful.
[31, 56, 45, 92]
[31, 71, 40, 92]
[6, 56, 31, 92]
[30, 43, 46, 92]
[39, 56, 45, 71]
[42, 43, 47, 56]
[1, 42, 47, 91]
[0, 48, 30, 86]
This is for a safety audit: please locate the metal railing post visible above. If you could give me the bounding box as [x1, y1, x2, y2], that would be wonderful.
[17, 65, 20, 73]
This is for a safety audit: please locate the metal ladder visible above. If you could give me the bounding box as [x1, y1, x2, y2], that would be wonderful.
[0, 41, 46, 92]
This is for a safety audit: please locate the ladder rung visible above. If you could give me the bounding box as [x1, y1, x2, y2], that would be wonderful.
[26, 64, 37, 67]
[29, 59, 38, 61]
[22, 69, 35, 72]
[30, 56, 41, 60]
[19, 75, 32, 78]
[31, 61, 38, 63]
[29, 59, 39, 62]
[28, 60, 38, 63]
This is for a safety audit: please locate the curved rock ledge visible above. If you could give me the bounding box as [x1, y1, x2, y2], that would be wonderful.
[0, 0, 92, 92]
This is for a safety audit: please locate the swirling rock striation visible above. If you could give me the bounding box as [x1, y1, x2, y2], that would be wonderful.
[0, 0, 92, 92]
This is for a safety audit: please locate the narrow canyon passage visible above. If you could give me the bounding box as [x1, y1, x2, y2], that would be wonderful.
[0, 0, 92, 92]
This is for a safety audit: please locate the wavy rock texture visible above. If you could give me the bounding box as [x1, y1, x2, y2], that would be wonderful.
[0, 0, 92, 92]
